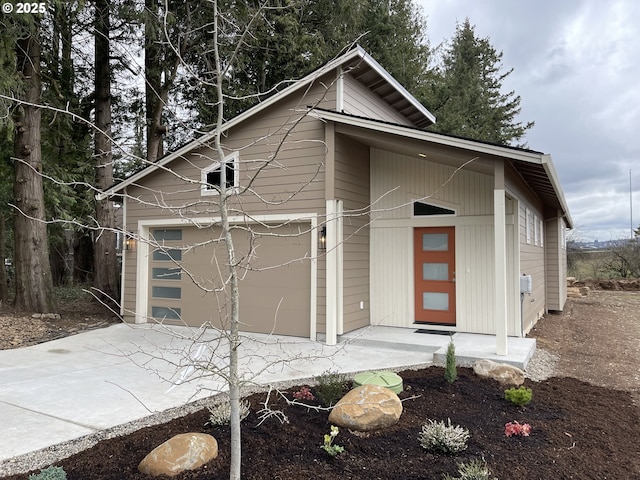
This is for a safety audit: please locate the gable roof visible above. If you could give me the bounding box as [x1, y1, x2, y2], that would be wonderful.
[99, 46, 434, 199]
[310, 108, 573, 228]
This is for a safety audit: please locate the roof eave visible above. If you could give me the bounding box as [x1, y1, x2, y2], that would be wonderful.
[542, 155, 574, 229]
[100, 47, 418, 199]
[312, 109, 572, 226]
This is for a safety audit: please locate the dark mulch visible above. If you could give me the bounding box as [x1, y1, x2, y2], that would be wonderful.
[6, 367, 639, 480]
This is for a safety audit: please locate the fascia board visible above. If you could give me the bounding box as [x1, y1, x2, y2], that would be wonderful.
[313, 109, 542, 163]
[542, 154, 574, 228]
[99, 47, 434, 200]
[356, 47, 436, 125]
[98, 50, 367, 200]
[315, 109, 573, 225]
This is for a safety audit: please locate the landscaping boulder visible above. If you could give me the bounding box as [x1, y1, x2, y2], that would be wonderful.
[567, 286, 583, 298]
[138, 433, 218, 477]
[473, 359, 525, 386]
[328, 384, 402, 431]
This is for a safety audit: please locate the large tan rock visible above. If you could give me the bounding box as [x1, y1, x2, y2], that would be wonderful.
[473, 359, 525, 386]
[567, 286, 583, 297]
[138, 433, 218, 477]
[328, 384, 402, 432]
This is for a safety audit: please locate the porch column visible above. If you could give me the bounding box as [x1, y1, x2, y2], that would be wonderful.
[494, 161, 508, 355]
[325, 199, 339, 345]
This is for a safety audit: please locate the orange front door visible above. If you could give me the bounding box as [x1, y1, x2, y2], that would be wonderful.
[414, 227, 456, 325]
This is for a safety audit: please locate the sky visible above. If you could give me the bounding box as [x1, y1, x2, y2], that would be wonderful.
[417, 0, 640, 242]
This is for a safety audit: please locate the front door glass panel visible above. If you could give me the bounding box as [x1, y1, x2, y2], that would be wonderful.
[423, 233, 448, 251]
[423, 263, 448, 281]
[423, 292, 449, 311]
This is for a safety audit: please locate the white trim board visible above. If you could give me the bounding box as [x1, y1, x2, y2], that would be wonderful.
[134, 213, 319, 341]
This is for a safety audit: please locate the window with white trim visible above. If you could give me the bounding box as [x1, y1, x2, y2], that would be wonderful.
[533, 214, 539, 246]
[201, 152, 239, 195]
[539, 219, 544, 247]
[525, 208, 533, 244]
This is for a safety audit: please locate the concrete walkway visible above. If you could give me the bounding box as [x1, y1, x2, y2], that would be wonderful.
[0, 323, 534, 464]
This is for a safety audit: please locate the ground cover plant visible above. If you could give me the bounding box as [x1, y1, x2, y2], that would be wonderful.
[4, 366, 638, 480]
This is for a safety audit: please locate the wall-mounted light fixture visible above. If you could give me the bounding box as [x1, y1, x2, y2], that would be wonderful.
[319, 226, 327, 250]
[124, 232, 136, 251]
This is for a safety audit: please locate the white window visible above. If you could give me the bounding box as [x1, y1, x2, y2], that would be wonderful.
[539, 219, 544, 247]
[525, 208, 533, 245]
[201, 152, 239, 195]
[533, 214, 539, 246]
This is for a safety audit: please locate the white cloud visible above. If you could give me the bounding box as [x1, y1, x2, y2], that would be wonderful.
[417, 0, 640, 240]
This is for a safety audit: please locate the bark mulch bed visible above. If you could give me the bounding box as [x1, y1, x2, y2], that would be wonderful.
[6, 367, 639, 480]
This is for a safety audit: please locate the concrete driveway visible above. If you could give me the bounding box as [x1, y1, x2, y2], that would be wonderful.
[0, 323, 435, 463]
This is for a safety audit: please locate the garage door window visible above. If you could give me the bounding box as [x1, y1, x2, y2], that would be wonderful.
[153, 249, 182, 261]
[152, 286, 181, 299]
[152, 229, 182, 241]
[152, 267, 181, 280]
[151, 306, 181, 320]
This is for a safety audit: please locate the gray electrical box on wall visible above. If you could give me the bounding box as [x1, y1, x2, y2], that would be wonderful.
[520, 274, 532, 294]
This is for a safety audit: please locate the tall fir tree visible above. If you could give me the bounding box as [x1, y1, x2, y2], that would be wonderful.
[426, 19, 533, 146]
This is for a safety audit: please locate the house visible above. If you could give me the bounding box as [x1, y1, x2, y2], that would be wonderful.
[101, 46, 572, 355]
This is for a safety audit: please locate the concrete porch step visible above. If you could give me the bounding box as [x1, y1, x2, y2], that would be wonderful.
[339, 326, 536, 370]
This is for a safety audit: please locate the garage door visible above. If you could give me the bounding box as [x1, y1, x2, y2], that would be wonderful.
[148, 223, 311, 337]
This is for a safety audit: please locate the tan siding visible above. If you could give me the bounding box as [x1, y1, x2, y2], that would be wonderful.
[342, 74, 412, 126]
[122, 81, 337, 331]
[518, 201, 546, 331]
[545, 215, 567, 312]
[335, 134, 370, 332]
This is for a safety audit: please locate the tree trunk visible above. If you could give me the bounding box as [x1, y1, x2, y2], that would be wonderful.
[13, 19, 56, 313]
[93, 0, 119, 306]
[0, 215, 8, 302]
[145, 0, 164, 164]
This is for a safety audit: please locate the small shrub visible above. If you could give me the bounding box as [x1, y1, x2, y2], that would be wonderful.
[314, 370, 347, 407]
[320, 425, 345, 457]
[418, 418, 470, 454]
[292, 386, 315, 401]
[207, 399, 250, 426]
[443, 458, 497, 480]
[28, 466, 67, 480]
[444, 339, 457, 384]
[504, 386, 532, 407]
[504, 421, 531, 437]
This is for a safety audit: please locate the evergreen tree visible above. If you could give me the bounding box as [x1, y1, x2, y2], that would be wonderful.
[11, 14, 57, 312]
[426, 19, 533, 146]
[185, 0, 433, 129]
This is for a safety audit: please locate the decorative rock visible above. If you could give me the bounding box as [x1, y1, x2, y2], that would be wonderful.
[566, 276, 576, 286]
[138, 433, 218, 477]
[328, 384, 402, 432]
[579, 286, 590, 296]
[567, 286, 583, 298]
[473, 359, 525, 386]
[31, 313, 61, 320]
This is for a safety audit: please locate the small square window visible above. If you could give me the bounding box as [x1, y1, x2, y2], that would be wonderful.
[202, 153, 239, 195]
